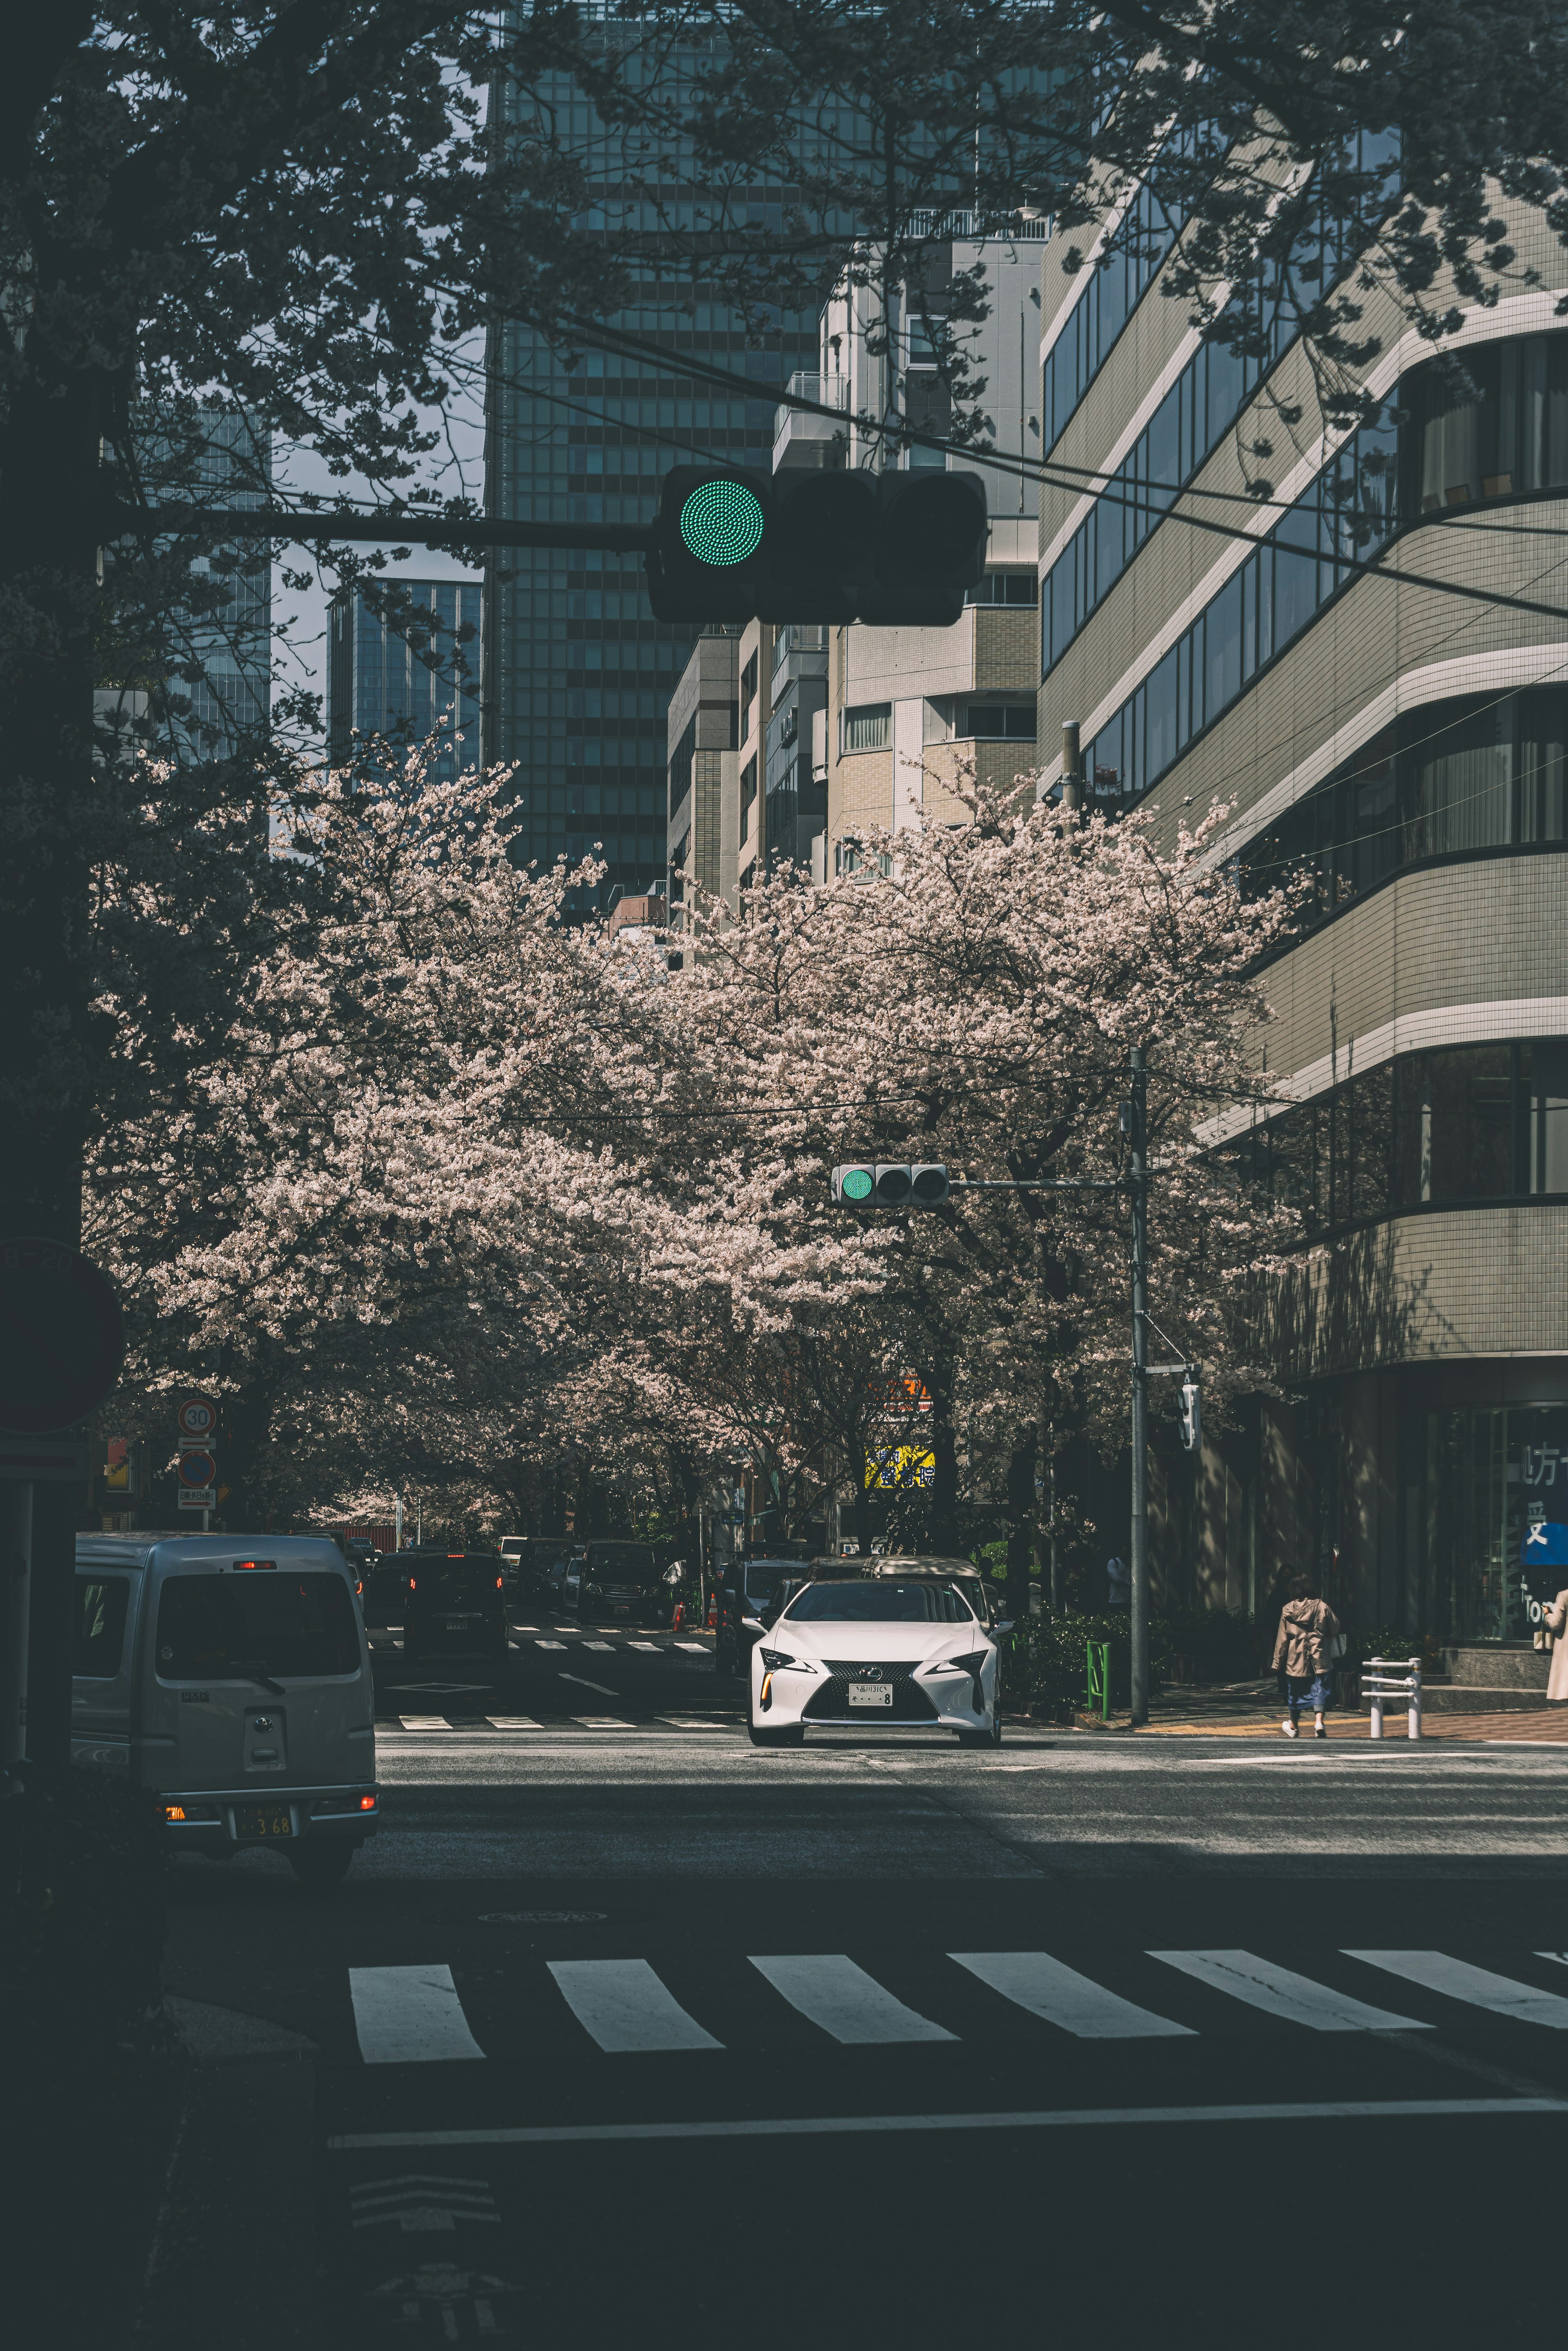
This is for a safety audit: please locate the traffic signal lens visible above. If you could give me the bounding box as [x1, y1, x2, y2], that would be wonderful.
[875, 1167, 913, 1205]
[911, 1166, 949, 1204]
[841, 1168, 874, 1201]
[679, 479, 765, 568]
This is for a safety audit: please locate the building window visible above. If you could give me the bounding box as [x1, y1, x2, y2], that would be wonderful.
[668, 718, 695, 825]
[1400, 1402, 1568, 1644]
[962, 704, 1037, 740]
[739, 859, 755, 894]
[740, 753, 757, 843]
[1242, 1037, 1568, 1235]
[843, 702, 892, 753]
[740, 651, 758, 742]
[1402, 333, 1568, 510]
[967, 570, 1038, 606]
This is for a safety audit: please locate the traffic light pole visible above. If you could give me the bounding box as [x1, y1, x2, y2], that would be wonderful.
[1128, 1046, 1150, 1729]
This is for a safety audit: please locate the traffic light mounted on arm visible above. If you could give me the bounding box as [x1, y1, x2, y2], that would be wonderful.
[646, 468, 988, 626]
[833, 1163, 951, 1208]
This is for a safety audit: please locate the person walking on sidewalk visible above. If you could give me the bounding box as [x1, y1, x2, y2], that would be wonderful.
[1543, 1583, 1568, 1703]
[1272, 1574, 1342, 1740]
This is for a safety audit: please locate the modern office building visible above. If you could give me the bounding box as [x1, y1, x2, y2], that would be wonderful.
[484, 24, 826, 912]
[800, 222, 1045, 865]
[1034, 162, 1568, 1671]
[327, 579, 482, 783]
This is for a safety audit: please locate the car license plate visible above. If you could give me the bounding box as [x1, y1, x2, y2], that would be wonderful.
[445, 1617, 474, 1631]
[235, 1805, 292, 1839]
[849, 1684, 894, 1708]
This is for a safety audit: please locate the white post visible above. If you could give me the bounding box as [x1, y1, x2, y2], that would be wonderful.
[394, 1494, 404, 1549]
[1408, 1656, 1421, 1741]
[1369, 1656, 1384, 1741]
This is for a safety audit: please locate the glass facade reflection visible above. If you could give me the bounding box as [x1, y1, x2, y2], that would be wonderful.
[1401, 1403, 1568, 1642]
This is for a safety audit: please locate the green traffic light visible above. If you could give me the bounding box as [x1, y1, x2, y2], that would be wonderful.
[680, 478, 765, 568]
[841, 1168, 873, 1201]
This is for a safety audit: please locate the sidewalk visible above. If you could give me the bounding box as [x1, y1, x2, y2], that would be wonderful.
[1055, 1678, 1568, 1743]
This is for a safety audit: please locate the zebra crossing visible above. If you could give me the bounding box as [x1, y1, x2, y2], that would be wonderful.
[344, 1945, 1568, 2065]
[385, 1712, 736, 1732]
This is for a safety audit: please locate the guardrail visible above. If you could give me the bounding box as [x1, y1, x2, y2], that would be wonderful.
[1363, 1656, 1422, 1741]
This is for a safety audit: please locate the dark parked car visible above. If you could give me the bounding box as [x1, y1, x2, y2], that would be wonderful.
[510, 1538, 581, 1608]
[402, 1549, 508, 1664]
[575, 1539, 675, 1626]
[715, 1557, 809, 1679]
[361, 1554, 414, 1626]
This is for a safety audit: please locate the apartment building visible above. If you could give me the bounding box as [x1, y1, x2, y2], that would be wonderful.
[787, 220, 1045, 863]
[1033, 157, 1568, 1667]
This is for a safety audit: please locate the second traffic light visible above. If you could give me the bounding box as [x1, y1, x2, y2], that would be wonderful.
[646, 466, 987, 626]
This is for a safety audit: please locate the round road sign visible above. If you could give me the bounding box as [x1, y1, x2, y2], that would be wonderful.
[0, 1238, 125, 1437]
[176, 1449, 218, 1489]
[176, 1395, 220, 1442]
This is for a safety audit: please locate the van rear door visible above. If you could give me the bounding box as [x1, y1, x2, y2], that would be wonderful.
[152, 1563, 365, 1790]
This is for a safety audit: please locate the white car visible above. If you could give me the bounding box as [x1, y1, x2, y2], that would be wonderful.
[747, 1574, 1006, 1748]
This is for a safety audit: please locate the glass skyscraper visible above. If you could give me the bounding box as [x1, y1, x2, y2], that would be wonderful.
[328, 579, 482, 784]
[485, 28, 824, 909]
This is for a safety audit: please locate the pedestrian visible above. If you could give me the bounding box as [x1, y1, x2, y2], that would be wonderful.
[1542, 1583, 1568, 1703]
[1271, 1573, 1342, 1740]
[1107, 1553, 1131, 1609]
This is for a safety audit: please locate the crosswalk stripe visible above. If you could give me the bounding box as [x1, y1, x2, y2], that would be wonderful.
[1345, 1951, 1568, 2028]
[396, 1716, 450, 1730]
[1149, 1950, 1428, 2032]
[534, 1639, 567, 1650]
[674, 1640, 710, 1652]
[750, 1954, 957, 2044]
[584, 1641, 615, 1651]
[548, 1959, 723, 2052]
[628, 1641, 660, 1651]
[659, 1717, 728, 1730]
[950, 1952, 1195, 2039]
[572, 1716, 634, 1729]
[486, 1716, 541, 1730]
[350, 1965, 486, 2064]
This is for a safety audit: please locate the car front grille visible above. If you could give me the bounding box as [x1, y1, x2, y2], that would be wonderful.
[803, 1661, 937, 1723]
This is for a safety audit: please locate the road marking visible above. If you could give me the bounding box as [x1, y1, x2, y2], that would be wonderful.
[329, 2095, 1568, 2151]
[659, 1717, 728, 1730]
[349, 1964, 486, 2064]
[560, 1672, 619, 1696]
[396, 1716, 451, 1731]
[348, 2175, 499, 2232]
[571, 1716, 634, 1729]
[534, 1639, 568, 1650]
[548, 1959, 723, 2052]
[628, 1641, 660, 1651]
[1148, 1950, 1428, 2032]
[486, 1716, 542, 1730]
[584, 1641, 616, 1651]
[510, 1625, 539, 1632]
[1345, 1951, 1568, 2029]
[750, 1954, 957, 2044]
[950, 1952, 1195, 2039]
[1541, 1952, 1568, 1968]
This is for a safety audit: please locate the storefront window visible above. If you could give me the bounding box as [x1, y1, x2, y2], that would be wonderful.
[1400, 1404, 1568, 1641]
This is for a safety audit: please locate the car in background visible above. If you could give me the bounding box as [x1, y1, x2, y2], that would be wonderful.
[361, 1553, 414, 1627]
[498, 1537, 526, 1589]
[715, 1556, 810, 1680]
[573, 1538, 676, 1626]
[401, 1549, 508, 1666]
[508, 1538, 581, 1609]
[748, 1571, 1004, 1749]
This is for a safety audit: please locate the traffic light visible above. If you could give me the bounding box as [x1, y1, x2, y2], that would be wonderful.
[645, 467, 988, 625]
[1178, 1369, 1202, 1453]
[833, 1162, 951, 1208]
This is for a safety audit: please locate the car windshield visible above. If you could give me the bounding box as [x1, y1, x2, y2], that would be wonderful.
[783, 1581, 976, 1623]
[743, 1562, 793, 1606]
[531, 1544, 573, 1569]
[414, 1563, 499, 1603]
[156, 1573, 360, 1679]
[586, 1544, 655, 1578]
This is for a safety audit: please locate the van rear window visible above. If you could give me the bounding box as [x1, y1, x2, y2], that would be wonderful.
[155, 1574, 359, 1681]
[74, 1577, 130, 1678]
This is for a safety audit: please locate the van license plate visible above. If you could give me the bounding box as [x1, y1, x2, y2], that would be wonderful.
[235, 1806, 292, 1839]
[446, 1617, 475, 1631]
[849, 1685, 894, 1708]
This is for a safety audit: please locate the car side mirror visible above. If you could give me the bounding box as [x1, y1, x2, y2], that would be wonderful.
[993, 1618, 1015, 1636]
[663, 1565, 683, 1587]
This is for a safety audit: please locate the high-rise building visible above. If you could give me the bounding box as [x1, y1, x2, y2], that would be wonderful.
[1036, 155, 1568, 1678]
[327, 579, 482, 783]
[484, 28, 825, 912]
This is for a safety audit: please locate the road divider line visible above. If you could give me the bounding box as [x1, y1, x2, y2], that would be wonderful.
[570, 1716, 634, 1729]
[548, 1959, 724, 2052]
[750, 1954, 957, 2044]
[559, 1672, 619, 1696]
[950, 1952, 1195, 2039]
[349, 1964, 487, 2064]
[1345, 1951, 1568, 2028]
[328, 2095, 1568, 2150]
[1149, 1950, 1428, 2032]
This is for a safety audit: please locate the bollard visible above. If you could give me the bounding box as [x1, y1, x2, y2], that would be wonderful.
[1363, 1654, 1421, 1742]
[1369, 1656, 1383, 1741]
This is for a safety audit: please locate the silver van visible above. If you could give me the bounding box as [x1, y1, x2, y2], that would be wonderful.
[74, 1533, 379, 1887]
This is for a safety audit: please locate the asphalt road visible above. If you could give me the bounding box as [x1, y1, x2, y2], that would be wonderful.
[158, 1607, 1568, 2346]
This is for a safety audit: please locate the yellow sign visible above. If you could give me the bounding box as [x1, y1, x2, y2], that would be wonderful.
[865, 1445, 935, 1493]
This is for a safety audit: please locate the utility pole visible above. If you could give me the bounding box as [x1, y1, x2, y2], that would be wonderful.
[1128, 1046, 1150, 1727]
[1060, 721, 1084, 818]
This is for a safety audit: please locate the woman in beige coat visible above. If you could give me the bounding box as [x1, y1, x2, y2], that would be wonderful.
[1543, 1588, 1568, 1703]
[1272, 1573, 1343, 1740]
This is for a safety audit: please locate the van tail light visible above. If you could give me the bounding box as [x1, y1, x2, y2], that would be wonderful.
[496, 1576, 503, 1589]
[165, 1804, 187, 1822]
[359, 1793, 377, 1811]
[407, 1577, 416, 1592]
[232, 1558, 276, 1571]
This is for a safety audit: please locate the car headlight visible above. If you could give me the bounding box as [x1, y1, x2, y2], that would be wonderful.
[759, 1649, 815, 1672]
[921, 1650, 990, 1677]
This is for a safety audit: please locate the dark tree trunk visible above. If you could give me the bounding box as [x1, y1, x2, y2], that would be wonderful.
[1005, 1424, 1037, 1623]
[927, 1354, 960, 1557]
